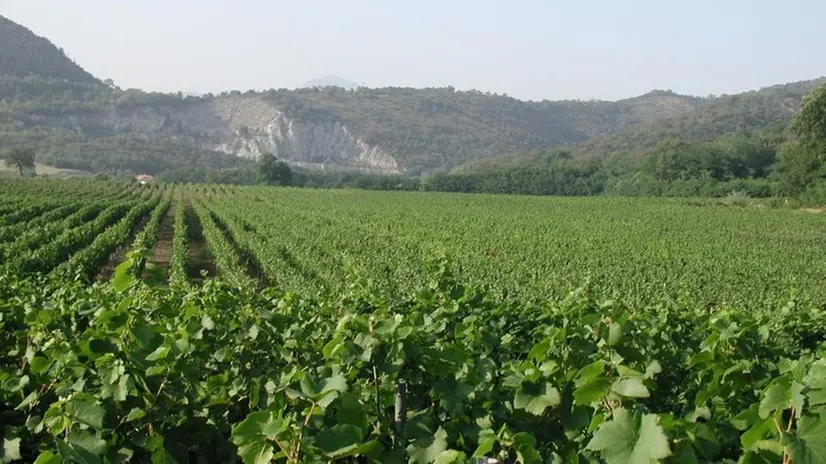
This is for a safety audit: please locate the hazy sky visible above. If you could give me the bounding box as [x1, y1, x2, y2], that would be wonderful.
[4, 0, 825, 101]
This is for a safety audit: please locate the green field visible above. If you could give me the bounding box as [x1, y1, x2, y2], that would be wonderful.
[0, 178, 824, 463]
[198, 187, 826, 310]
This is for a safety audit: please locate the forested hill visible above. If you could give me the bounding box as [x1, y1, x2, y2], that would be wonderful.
[574, 78, 825, 161]
[460, 78, 825, 172]
[260, 87, 705, 172]
[0, 15, 99, 84]
[0, 13, 824, 184]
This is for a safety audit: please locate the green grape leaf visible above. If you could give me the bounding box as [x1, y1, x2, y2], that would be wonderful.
[473, 429, 497, 457]
[315, 424, 364, 458]
[686, 406, 711, 423]
[806, 363, 826, 389]
[30, 356, 54, 374]
[645, 361, 662, 379]
[235, 442, 273, 464]
[32, 451, 61, 464]
[759, 381, 805, 419]
[806, 362, 826, 406]
[300, 373, 348, 400]
[56, 431, 107, 464]
[65, 397, 105, 429]
[232, 410, 285, 443]
[3, 376, 29, 392]
[731, 404, 760, 431]
[145, 345, 170, 362]
[809, 389, 826, 407]
[201, 314, 215, 331]
[575, 378, 612, 405]
[126, 408, 146, 422]
[783, 414, 826, 464]
[68, 431, 107, 455]
[576, 360, 606, 384]
[407, 427, 448, 464]
[15, 391, 38, 411]
[336, 394, 369, 428]
[111, 260, 134, 293]
[612, 377, 650, 398]
[2, 437, 21, 463]
[434, 450, 467, 464]
[512, 432, 542, 464]
[231, 411, 285, 464]
[586, 408, 671, 464]
[322, 337, 344, 359]
[514, 382, 560, 416]
[741, 417, 774, 451]
[528, 337, 552, 362]
[608, 322, 623, 346]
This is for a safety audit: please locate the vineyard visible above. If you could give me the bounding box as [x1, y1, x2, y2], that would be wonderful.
[0, 177, 824, 463]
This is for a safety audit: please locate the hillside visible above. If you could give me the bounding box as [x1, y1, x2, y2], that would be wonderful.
[260, 86, 706, 173]
[0, 14, 822, 179]
[0, 74, 710, 175]
[1, 76, 818, 176]
[0, 15, 99, 84]
[460, 78, 824, 172]
[575, 78, 823, 161]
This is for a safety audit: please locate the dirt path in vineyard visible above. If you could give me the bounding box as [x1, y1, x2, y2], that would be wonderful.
[184, 196, 217, 282]
[148, 204, 175, 271]
[95, 216, 150, 281]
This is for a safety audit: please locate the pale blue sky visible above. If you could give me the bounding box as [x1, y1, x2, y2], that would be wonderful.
[4, 0, 825, 100]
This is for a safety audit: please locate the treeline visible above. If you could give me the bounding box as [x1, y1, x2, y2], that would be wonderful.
[157, 164, 419, 191]
[426, 122, 823, 201]
[156, 137, 771, 197]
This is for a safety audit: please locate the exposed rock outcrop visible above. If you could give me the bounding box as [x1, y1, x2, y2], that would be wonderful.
[206, 98, 399, 172]
[42, 96, 401, 173]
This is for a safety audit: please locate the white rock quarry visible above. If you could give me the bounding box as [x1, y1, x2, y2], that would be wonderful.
[45, 96, 402, 174]
[191, 96, 399, 173]
[218, 111, 399, 173]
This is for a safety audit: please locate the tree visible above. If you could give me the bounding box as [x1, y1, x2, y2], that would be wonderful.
[3, 146, 35, 176]
[791, 82, 826, 145]
[773, 83, 826, 195]
[257, 152, 293, 186]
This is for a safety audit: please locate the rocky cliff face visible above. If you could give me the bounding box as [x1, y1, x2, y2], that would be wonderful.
[206, 98, 399, 172]
[45, 96, 401, 173]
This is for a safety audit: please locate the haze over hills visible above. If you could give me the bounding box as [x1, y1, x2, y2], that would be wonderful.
[0, 14, 822, 182]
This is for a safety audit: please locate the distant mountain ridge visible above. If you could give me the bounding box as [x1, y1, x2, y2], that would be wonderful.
[0, 14, 822, 177]
[0, 15, 98, 84]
